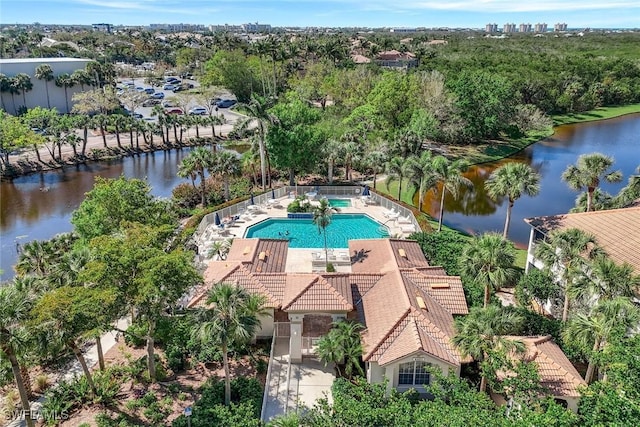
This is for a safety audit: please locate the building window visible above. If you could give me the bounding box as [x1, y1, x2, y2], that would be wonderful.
[398, 360, 431, 386]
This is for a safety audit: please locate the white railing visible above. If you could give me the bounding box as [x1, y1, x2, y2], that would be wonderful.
[260, 329, 279, 423]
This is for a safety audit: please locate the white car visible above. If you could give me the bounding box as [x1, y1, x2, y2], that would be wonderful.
[163, 83, 177, 91]
[188, 107, 207, 115]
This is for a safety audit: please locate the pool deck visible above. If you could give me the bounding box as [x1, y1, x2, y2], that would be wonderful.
[196, 195, 417, 272]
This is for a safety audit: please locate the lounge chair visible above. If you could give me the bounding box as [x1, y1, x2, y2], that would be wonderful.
[401, 224, 416, 233]
[383, 207, 397, 218]
[397, 216, 412, 224]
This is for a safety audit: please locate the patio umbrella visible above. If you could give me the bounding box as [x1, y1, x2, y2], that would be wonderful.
[362, 186, 370, 196]
[250, 194, 255, 205]
[271, 188, 276, 199]
[215, 212, 221, 226]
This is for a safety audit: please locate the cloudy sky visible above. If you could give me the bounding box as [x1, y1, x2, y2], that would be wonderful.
[2, 0, 639, 28]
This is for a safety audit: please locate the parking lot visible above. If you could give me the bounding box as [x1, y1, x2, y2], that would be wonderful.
[117, 77, 241, 124]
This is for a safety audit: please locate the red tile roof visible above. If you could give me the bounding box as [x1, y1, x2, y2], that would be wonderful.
[526, 207, 640, 274]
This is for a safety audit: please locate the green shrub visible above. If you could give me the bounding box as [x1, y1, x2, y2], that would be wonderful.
[172, 183, 201, 209]
[123, 321, 147, 347]
[412, 230, 470, 275]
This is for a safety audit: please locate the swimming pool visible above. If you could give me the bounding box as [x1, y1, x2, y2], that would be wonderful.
[328, 198, 352, 208]
[245, 214, 389, 248]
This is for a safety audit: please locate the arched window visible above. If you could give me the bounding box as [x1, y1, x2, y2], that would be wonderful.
[398, 360, 431, 386]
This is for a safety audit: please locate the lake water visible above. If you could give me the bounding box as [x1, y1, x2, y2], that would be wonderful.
[419, 113, 640, 246]
[2, 114, 639, 281]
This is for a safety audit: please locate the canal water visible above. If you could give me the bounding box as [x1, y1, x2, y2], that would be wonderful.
[420, 113, 640, 246]
[2, 115, 639, 281]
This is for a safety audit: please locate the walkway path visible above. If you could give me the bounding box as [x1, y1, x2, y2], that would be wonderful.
[261, 338, 334, 423]
[4, 318, 131, 427]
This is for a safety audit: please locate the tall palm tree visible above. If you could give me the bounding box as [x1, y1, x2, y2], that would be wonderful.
[612, 165, 640, 208]
[35, 64, 54, 108]
[460, 233, 518, 308]
[55, 73, 75, 113]
[313, 198, 334, 271]
[180, 147, 214, 207]
[534, 228, 603, 322]
[432, 156, 472, 232]
[212, 150, 241, 201]
[573, 255, 639, 304]
[13, 73, 33, 109]
[563, 297, 640, 383]
[233, 95, 276, 190]
[385, 156, 409, 202]
[452, 306, 524, 393]
[405, 150, 435, 213]
[485, 162, 541, 239]
[562, 153, 622, 212]
[0, 286, 36, 427]
[191, 284, 268, 405]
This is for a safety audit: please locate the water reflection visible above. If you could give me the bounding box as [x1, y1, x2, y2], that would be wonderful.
[419, 114, 640, 245]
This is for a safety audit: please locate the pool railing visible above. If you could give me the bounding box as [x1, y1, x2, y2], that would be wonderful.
[194, 185, 421, 242]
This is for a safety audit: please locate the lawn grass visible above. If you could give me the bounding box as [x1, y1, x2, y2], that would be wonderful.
[514, 249, 528, 270]
[552, 103, 640, 126]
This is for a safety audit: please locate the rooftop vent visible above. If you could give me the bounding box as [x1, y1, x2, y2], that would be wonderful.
[430, 283, 450, 289]
[243, 246, 251, 255]
[258, 251, 267, 261]
[416, 296, 427, 310]
[398, 248, 407, 258]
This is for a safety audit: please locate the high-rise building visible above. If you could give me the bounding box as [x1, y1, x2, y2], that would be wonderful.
[519, 23, 532, 33]
[503, 23, 516, 33]
[242, 22, 272, 33]
[554, 23, 568, 32]
[534, 23, 548, 33]
[485, 23, 498, 33]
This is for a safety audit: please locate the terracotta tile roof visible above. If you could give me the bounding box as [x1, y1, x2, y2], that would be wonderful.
[401, 270, 469, 315]
[281, 274, 353, 312]
[349, 239, 429, 273]
[414, 266, 448, 276]
[375, 50, 416, 60]
[503, 336, 586, 397]
[525, 207, 640, 274]
[351, 54, 371, 64]
[358, 271, 463, 367]
[226, 238, 288, 273]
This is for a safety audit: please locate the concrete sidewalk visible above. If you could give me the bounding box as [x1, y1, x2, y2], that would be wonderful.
[3, 318, 131, 427]
[261, 338, 334, 423]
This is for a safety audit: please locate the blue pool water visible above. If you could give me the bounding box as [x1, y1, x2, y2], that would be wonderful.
[328, 198, 352, 208]
[245, 214, 388, 248]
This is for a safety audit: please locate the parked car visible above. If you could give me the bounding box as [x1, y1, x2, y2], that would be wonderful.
[188, 107, 207, 115]
[142, 99, 161, 107]
[163, 84, 177, 91]
[165, 77, 180, 83]
[151, 92, 165, 99]
[216, 99, 237, 108]
[144, 88, 155, 94]
[173, 83, 194, 93]
[161, 100, 175, 108]
[165, 108, 184, 115]
[135, 87, 145, 92]
[210, 97, 222, 105]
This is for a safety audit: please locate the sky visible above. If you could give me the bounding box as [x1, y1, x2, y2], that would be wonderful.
[1, 0, 639, 29]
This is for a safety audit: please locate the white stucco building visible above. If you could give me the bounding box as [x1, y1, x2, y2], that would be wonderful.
[0, 57, 93, 114]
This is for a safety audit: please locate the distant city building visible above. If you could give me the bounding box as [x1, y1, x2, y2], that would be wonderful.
[519, 23, 532, 33]
[0, 57, 93, 115]
[92, 23, 112, 33]
[242, 22, 272, 33]
[209, 24, 242, 33]
[390, 28, 418, 33]
[485, 23, 498, 33]
[149, 23, 206, 32]
[503, 23, 517, 33]
[534, 23, 548, 33]
[554, 23, 568, 32]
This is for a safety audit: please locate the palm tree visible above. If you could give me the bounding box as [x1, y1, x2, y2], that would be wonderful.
[385, 156, 409, 202]
[405, 150, 436, 213]
[612, 165, 640, 208]
[534, 228, 603, 322]
[212, 150, 241, 201]
[485, 163, 540, 239]
[180, 147, 214, 207]
[563, 297, 640, 383]
[313, 198, 334, 271]
[13, 73, 33, 109]
[233, 95, 276, 190]
[573, 255, 639, 304]
[55, 73, 75, 113]
[317, 320, 364, 379]
[460, 233, 518, 308]
[0, 286, 36, 427]
[562, 153, 622, 212]
[432, 156, 472, 232]
[453, 306, 524, 393]
[35, 64, 54, 108]
[191, 283, 268, 405]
